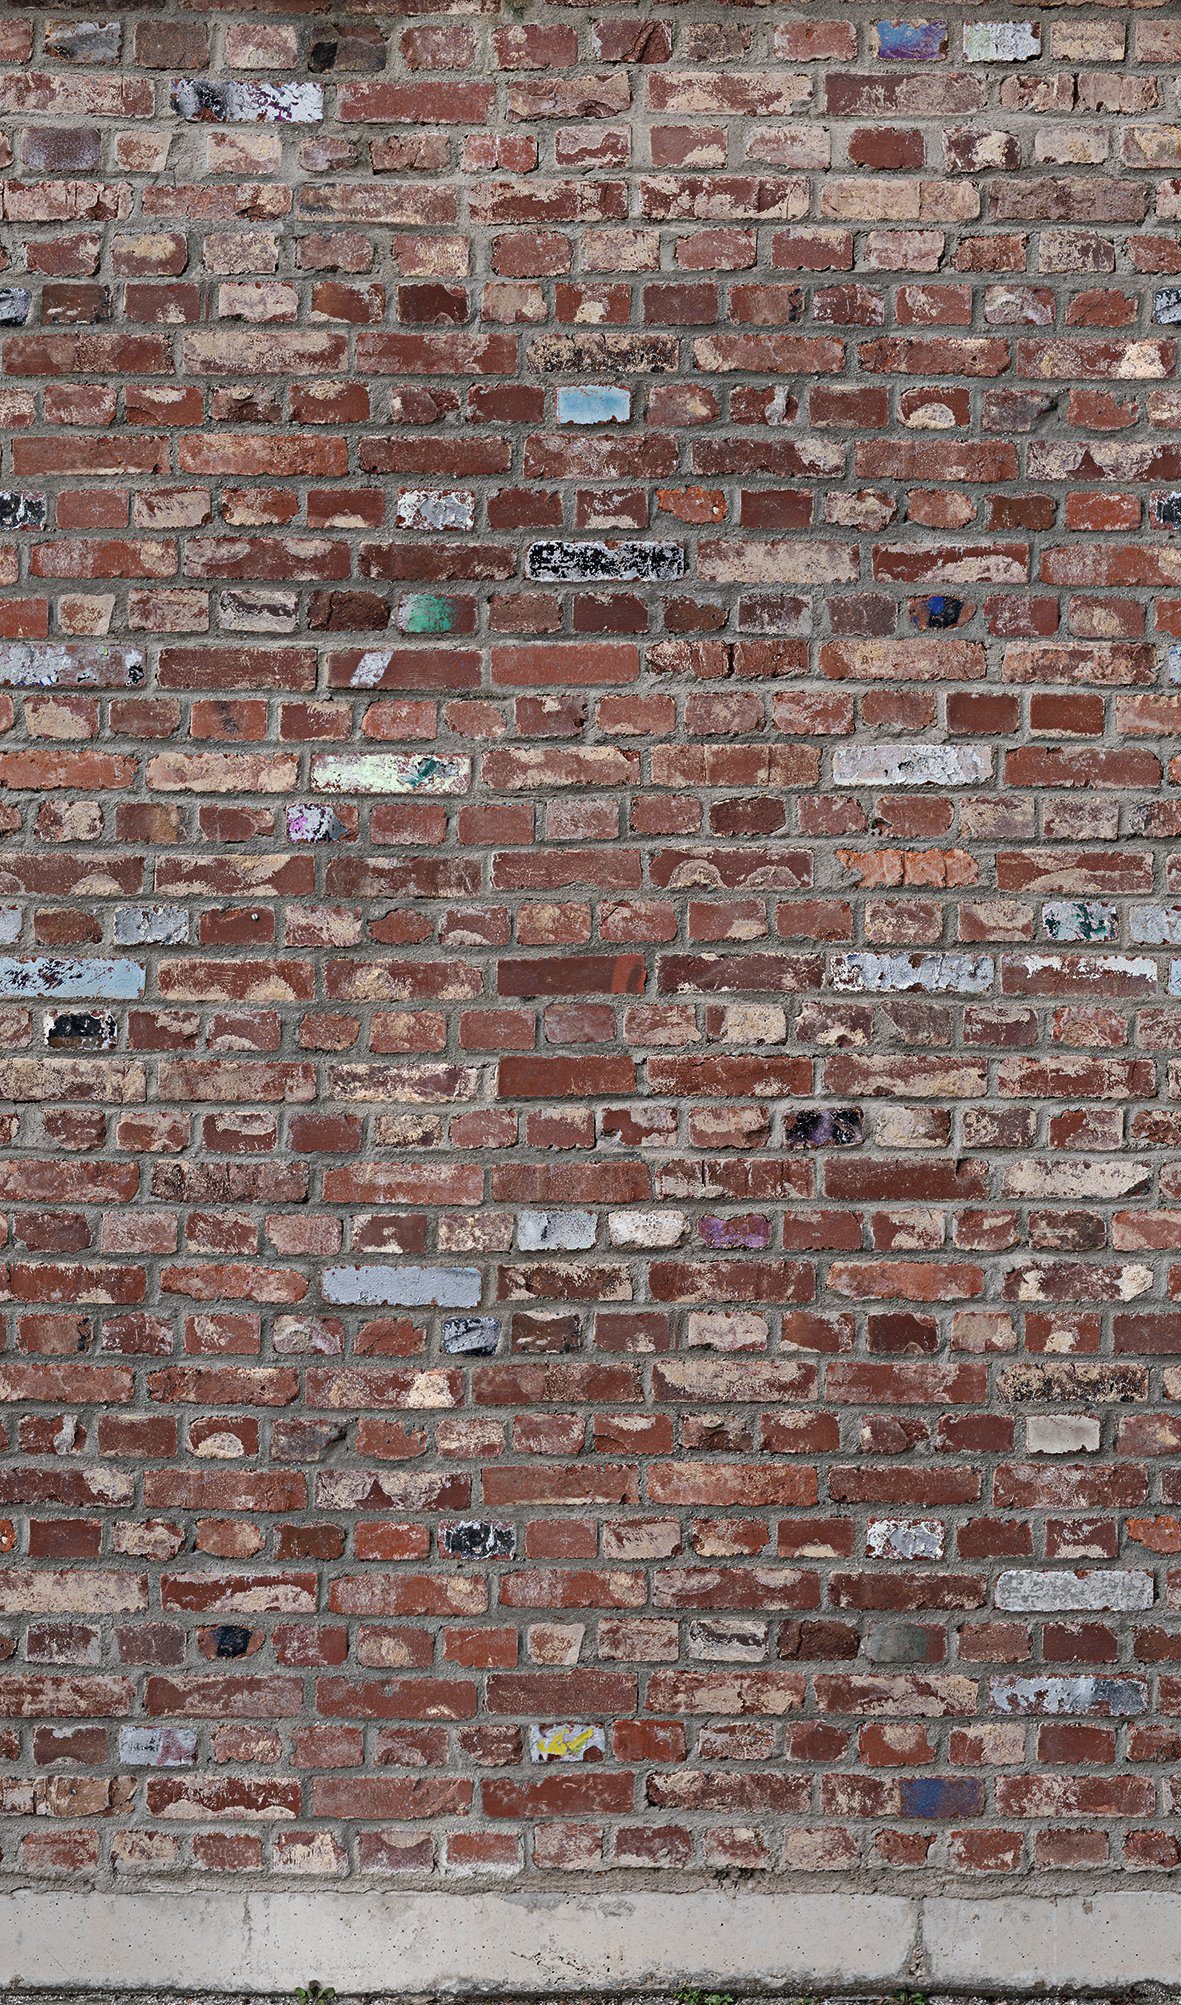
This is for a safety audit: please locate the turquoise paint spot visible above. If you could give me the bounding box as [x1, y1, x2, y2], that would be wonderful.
[1042, 901, 1117, 943]
[397, 593, 456, 635]
[556, 385, 632, 426]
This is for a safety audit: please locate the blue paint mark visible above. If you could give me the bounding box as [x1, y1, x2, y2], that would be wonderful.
[874, 20, 948, 60]
[919, 594, 962, 629]
[900, 1777, 984, 1819]
[557, 385, 632, 426]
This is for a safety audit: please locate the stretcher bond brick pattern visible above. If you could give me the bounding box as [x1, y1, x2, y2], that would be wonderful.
[1, 0, 1180, 1889]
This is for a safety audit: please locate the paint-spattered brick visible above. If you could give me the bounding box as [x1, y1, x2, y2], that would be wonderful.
[286, 803, 346, 844]
[1131, 907, 1181, 945]
[873, 21, 949, 62]
[45, 19, 122, 62]
[1026, 1416, 1101, 1455]
[995, 1570, 1154, 1613]
[963, 22, 1041, 62]
[899, 1778, 983, 1819]
[829, 952, 993, 996]
[529, 1724, 607, 1763]
[0, 643, 144, 688]
[322, 1266, 481, 1309]
[1043, 901, 1117, 942]
[119, 1727, 199, 1767]
[171, 79, 324, 124]
[0, 958, 144, 1000]
[526, 541, 686, 582]
[783, 1108, 864, 1148]
[831, 744, 991, 787]
[311, 752, 470, 794]
[395, 491, 476, 532]
[442, 1317, 500, 1356]
[867, 1520, 945, 1560]
[46, 1008, 118, 1051]
[608, 1209, 685, 1248]
[0, 494, 46, 530]
[397, 593, 461, 636]
[443, 1522, 516, 1560]
[556, 386, 632, 426]
[517, 1211, 598, 1252]
[113, 906, 187, 946]
[990, 1676, 1148, 1716]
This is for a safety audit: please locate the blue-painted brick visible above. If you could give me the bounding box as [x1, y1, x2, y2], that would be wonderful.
[873, 19, 948, 60]
[900, 1777, 985, 1819]
[556, 385, 632, 426]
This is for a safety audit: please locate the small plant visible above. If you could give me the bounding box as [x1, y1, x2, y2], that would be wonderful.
[296, 1984, 336, 2005]
[676, 1991, 735, 2005]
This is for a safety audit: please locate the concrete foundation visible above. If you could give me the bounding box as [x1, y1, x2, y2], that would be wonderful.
[2, 1890, 1181, 1992]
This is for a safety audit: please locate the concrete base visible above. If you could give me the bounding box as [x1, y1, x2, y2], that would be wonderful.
[3, 1889, 1181, 1992]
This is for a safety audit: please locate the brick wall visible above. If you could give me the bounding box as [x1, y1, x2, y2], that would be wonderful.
[1, 0, 1180, 1890]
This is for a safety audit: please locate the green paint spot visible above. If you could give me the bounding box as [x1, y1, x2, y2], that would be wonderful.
[1042, 899, 1116, 943]
[398, 592, 455, 635]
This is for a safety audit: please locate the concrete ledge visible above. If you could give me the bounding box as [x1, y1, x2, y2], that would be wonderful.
[2, 1890, 915, 1992]
[4, 1889, 1181, 1992]
[925, 1892, 1181, 1987]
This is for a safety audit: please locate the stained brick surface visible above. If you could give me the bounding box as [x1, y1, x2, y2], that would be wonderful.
[2, 0, 1181, 1887]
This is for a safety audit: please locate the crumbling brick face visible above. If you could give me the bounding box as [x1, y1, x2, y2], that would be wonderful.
[3, 0, 1181, 1888]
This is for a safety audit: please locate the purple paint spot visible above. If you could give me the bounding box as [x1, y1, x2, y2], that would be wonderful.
[782, 1107, 864, 1148]
[699, 1213, 772, 1250]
